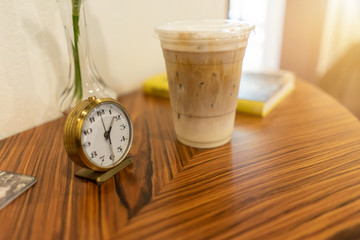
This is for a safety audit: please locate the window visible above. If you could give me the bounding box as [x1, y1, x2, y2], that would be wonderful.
[228, 0, 286, 70]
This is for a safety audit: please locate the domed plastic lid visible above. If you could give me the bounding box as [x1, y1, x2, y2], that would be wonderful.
[155, 19, 255, 41]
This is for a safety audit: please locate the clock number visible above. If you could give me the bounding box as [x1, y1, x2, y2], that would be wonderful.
[120, 124, 126, 130]
[89, 117, 95, 123]
[100, 155, 105, 162]
[110, 154, 115, 161]
[83, 142, 91, 148]
[84, 128, 92, 135]
[109, 109, 112, 115]
[120, 136, 127, 142]
[115, 115, 121, 121]
[117, 146, 123, 153]
[97, 109, 105, 116]
[91, 151, 97, 158]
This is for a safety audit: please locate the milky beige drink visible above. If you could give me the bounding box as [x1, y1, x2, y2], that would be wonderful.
[156, 20, 254, 148]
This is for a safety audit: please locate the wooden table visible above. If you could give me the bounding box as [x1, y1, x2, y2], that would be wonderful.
[1, 79, 360, 240]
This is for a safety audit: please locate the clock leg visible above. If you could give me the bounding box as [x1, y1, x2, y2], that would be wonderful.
[74, 156, 133, 185]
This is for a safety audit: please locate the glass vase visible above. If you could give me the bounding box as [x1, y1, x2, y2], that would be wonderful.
[57, 0, 117, 113]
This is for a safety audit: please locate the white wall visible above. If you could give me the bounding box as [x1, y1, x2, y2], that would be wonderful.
[0, 0, 227, 140]
[87, 0, 228, 94]
[0, 0, 66, 140]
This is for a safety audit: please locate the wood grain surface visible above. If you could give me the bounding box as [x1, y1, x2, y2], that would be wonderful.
[0, 79, 360, 240]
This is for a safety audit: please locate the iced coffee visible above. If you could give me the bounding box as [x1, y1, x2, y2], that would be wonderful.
[155, 20, 254, 148]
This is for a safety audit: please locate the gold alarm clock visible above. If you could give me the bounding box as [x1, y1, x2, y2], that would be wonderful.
[63, 96, 133, 173]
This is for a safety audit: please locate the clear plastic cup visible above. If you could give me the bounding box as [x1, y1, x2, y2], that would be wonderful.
[155, 19, 254, 148]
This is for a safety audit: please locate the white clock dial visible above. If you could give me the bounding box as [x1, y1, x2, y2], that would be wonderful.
[80, 102, 132, 168]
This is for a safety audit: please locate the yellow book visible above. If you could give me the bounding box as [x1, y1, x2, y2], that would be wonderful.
[142, 73, 169, 98]
[143, 70, 295, 117]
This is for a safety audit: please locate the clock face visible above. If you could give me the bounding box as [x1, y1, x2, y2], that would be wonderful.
[80, 102, 132, 169]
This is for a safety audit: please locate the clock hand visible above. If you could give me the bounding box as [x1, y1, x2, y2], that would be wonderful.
[108, 117, 115, 134]
[108, 117, 116, 159]
[100, 114, 108, 139]
[107, 116, 115, 144]
[109, 138, 115, 159]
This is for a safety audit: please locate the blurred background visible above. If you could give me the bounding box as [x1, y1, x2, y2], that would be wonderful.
[230, 0, 360, 119]
[0, 0, 359, 139]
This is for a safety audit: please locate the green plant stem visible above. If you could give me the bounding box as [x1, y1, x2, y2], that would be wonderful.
[72, 0, 82, 102]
